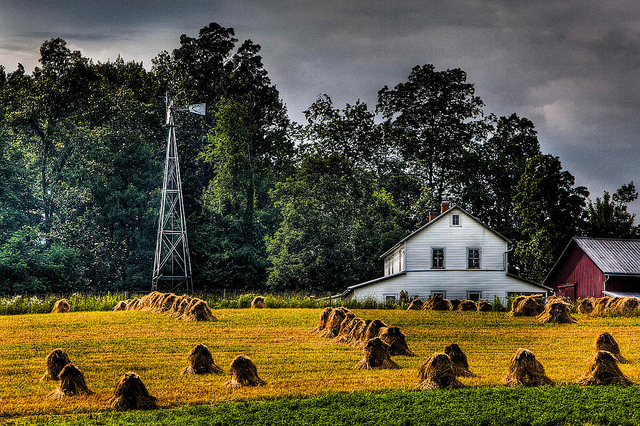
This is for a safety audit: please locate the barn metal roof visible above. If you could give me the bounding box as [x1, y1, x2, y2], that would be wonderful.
[573, 237, 640, 275]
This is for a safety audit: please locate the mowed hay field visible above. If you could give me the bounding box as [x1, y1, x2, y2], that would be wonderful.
[3, 308, 640, 419]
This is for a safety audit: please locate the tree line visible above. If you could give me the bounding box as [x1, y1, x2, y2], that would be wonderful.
[0, 23, 637, 295]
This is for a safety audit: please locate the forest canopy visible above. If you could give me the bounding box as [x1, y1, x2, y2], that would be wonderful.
[0, 23, 637, 294]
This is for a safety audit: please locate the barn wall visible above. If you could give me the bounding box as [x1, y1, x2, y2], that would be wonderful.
[605, 276, 640, 293]
[350, 270, 545, 304]
[546, 244, 605, 300]
[405, 210, 508, 272]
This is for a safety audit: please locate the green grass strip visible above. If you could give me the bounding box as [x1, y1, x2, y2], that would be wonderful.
[12, 385, 640, 426]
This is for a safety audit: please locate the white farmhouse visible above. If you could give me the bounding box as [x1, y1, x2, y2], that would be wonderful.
[336, 203, 550, 304]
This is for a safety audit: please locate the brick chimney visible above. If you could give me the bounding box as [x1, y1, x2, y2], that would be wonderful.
[428, 211, 438, 222]
[441, 201, 450, 213]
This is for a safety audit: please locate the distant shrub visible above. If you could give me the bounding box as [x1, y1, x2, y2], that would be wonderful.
[493, 295, 507, 312]
[0, 292, 132, 315]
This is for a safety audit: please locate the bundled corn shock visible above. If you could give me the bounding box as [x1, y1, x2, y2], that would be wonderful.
[49, 364, 93, 398]
[41, 348, 72, 381]
[110, 372, 158, 411]
[502, 348, 554, 387]
[594, 332, 630, 364]
[225, 355, 266, 388]
[251, 296, 267, 309]
[353, 337, 399, 370]
[182, 344, 223, 375]
[444, 343, 477, 377]
[113, 292, 216, 321]
[577, 350, 632, 386]
[417, 353, 464, 390]
[538, 299, 577, 324]
[51, 299, 70, 313]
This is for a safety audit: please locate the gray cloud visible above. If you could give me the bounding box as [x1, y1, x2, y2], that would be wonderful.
[0, 0, 638, 216]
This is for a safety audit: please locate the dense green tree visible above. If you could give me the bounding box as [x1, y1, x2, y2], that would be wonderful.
[377, 65, 485, 203]
[4, 38, 94, 230]
[302, 94, 430, 233]
[267, 154, 404, 293]
[302, 95, 386, 170]
[45, 60, 163, 291]
[196, 101, 267, 288]
[514, 154, 589, 282]
[587, 182, 639, 238]
[459, 114, 541, 240]
[0, 226, 80, 293]
[0, 127, 38, 243]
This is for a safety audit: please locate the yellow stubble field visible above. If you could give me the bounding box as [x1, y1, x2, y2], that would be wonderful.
[1, 308, 640, 418]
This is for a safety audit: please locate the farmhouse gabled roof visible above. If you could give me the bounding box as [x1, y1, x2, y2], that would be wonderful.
[379, 206, 511, 259]
[545, 237, 640, 282]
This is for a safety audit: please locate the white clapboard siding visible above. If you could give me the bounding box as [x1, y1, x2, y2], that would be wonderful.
[403, 210, 506, 271]
[344, 207, 549, 303]
[351, 271, 544, 304]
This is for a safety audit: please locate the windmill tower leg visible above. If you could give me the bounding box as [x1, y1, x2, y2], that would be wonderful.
[152, 100, 193, 293]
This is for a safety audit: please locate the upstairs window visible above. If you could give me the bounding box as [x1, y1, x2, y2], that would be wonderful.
[452, 214, 460, 226]
[468, 248, 480, 269]
[432, 248, 445, 269]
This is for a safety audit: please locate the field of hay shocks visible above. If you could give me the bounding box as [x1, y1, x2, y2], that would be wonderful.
[3, 308, 640, 419]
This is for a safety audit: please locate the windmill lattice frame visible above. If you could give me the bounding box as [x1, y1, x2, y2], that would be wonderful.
[152, 100, 193, 293]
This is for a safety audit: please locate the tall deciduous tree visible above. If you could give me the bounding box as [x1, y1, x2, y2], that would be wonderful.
[302, 95, 385, 171]
[377, 65, 485, 203]
[587, 182, 639, 238]
[5, 38, 93, 230]
[266, 154, 403, 293]
[199, 101, 264, 288]
[153, 23, 294, 290]
[514, 154, 589, 282]
[459, 114, 541, 240]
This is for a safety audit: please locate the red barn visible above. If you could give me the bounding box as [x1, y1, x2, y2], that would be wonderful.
[544, 237, 640, 300]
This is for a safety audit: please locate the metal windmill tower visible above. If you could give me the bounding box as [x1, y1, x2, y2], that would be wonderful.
[151, 97, 205, 292]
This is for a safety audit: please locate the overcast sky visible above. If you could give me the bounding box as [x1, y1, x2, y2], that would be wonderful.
[1, 0, 639, 217]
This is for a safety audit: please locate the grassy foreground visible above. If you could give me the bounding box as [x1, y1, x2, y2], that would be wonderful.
[3, 308, 640, 424]
[12, 386, 640, 426]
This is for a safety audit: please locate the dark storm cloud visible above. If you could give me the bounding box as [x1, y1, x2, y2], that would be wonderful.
[0, 0, 638, 214]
